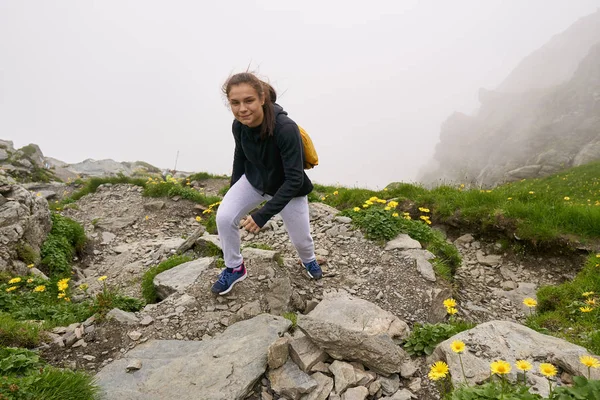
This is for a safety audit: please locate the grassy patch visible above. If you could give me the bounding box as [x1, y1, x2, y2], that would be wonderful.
[40, 213, 86, 278]
[403, 320, 475, 356]
[282, 312, 297, 328]
[0, 313, 43, 348]
[243, 243, 273, 251]
[0, 347, 98, 400]
[186, 172, 229, 181]
[141, 255, 193, 304]
[15, 243, 40, 265]
[527, 253, 600, 354]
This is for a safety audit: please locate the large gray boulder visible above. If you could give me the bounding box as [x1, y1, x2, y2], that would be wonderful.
[297, 290, 410, 375]
[432, 320, 600, 397]
[96, 314, 291, 400]
[153, 257, 215, 300]
[0, 175, 51, 274]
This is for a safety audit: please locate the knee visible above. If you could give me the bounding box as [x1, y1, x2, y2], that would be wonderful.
[216, 208, 239, 229]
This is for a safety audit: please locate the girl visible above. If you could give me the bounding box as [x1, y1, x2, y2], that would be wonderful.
[211, 72, 322, 295]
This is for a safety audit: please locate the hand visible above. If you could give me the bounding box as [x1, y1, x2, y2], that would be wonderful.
[241, 216, 260, 234]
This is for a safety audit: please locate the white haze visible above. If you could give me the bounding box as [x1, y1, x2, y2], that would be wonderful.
[1, 0, 599, 189]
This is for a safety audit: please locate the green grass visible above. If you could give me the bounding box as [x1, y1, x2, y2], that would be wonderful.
[141, 255, 193, 304]
[0, 313, 43, 348]
[0, 347, 99, 399]
[527, 253, 600, 354]
[40, 214, 86, 278]
[243, 243, 273, 251]
[186, 172, 229, 181]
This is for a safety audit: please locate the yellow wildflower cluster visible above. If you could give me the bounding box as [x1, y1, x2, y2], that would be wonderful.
[443, 298, 458, 315]
[579, 291, 598, 313]
[202, 201, 222, 215]
[418, 207, 432, 225]
[57, 278, 70, 301]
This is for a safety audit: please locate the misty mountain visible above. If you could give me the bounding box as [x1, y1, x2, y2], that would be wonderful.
[419, 10, 600, 187]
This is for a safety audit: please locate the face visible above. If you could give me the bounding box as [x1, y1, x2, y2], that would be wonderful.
[228, 83, 265, 128]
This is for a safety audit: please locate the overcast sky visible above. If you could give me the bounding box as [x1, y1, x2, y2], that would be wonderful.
[1, 1, 599, 189]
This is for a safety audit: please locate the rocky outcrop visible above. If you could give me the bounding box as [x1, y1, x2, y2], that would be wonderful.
[419, 12, 600, 188]
[0, 172, 51, 274]
[432, 320, 600, 397]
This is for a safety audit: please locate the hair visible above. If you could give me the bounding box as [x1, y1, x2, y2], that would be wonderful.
[222, 72, 277, 140]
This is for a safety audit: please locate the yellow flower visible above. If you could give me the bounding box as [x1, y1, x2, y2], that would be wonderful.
[388, 201, 399, 208]
[486, 190, 492, 193]
[377, 199, 386, 204]
[98, 276, 108, 282]
[79, 283, 89, 291]
[404, 215, 411, 220]
[428, 361, 449, 381]
[36, 193, 41, 197]
[450, 340, 465, 353]
[27, 278, 33, 283]
[57, 292, 66, 299]
[369, 197, 379, 202]
[145, 215, 149, 220]
[202, 209, 213, 214]
[333, 191, 338, 195]
[6, 286, 17, 292]
[27, 264, 34, 268]
[58, 278, 70, 285]
[8, 277, 22, 284]
[392, 212, 399, 217]
[425, 220, 432, 225]
[529, 191, 534, 194]
[580, 355, 600, 369]
[446, 307, 458, 315]
[403, 212, 410, 216]
[365, 200, 374, 205]
[195, 216, 202, 222]
[585, 299, 596, 306]
[353, 207, 361, 212]
[490, 360, 511, 375]
[64, 297, 71, 302]
[418, 207, 430, 213]
[420, 216, 430, 221]
[443, 298, 457, 308]
[460, 184, 465, 188]
[580, 306, 593, 313]
[507, 197, 512, 200]
[33, 285, 46, 292]
[384, 206, 391, 211]
[539, 363, 557, 377]
[582, 291, 595, 297]
[362, 204, 369, 208]
[523, 298, 537, 307]
[515, 360, 532, 371]
[564, 196, 570, 201]
[321, 197, 326, 201]
[383, 188, 388, 191]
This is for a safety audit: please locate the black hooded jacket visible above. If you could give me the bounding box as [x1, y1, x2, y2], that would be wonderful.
[230, 103, 313, 227]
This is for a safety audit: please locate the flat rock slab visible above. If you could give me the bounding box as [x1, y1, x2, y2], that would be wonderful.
[96, 314, 291, 400]
[384, 234, 422, 251]
[153, 257, 215, 299]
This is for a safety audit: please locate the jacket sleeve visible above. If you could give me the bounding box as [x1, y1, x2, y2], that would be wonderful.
[251, 123, 304, 227]
[230, 121, 246, 187]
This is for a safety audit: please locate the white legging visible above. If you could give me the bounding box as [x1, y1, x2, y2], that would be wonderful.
[216, 174, 316, 268]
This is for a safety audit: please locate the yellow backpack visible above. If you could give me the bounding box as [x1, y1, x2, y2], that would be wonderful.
[298, 125, 319, 169]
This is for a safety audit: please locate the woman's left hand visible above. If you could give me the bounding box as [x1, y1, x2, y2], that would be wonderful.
[241, 216, 260, 233]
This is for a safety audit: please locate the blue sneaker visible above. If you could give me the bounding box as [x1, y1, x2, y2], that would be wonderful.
[303, 260, 323, 280]
[211, 263, 247, 295]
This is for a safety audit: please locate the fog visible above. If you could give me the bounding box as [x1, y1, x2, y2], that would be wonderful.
[1, 0, 599, 189]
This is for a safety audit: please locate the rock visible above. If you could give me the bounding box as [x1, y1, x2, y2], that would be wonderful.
[95, 215, 138, 231]
[368, 380, 381, 396]
[139, 316, 154, 326]
[106, 309, 140, 325]
[297, 290, 409, 375]
[268, 337, 290, 369]
[128, 331, 142, 341]
[101, 231, 116, 245]
[493, 282, 538, 313]
[501, 281, 517, 290]
[176, 226, 206, 254]
[266, 275, 292, 315]
[96, 314, 291, 400]
[237, 300, 262, 319]
[454, 234, 474, 246]
[400, 360, 418, 378]
[334, 216, 352, 224]
[383, 389, 416, 400]
[401, 250, 436, 282]
[197, 233, 222, 250]
[301, 372, 333, 400]
[431, 320, 600, 397]
[341, 386, 369, 400]
[378, 374, 400, 395]
[268, 360, 318, 400]
[153, 257, 215, 300]
[144, 201, 165, 211]
[475, 250, 502, 266]
[329, 360, 357, 394]
[126, 360, 142, 372]
[384, 234, 422, 251]
[289, 335, 329, 372]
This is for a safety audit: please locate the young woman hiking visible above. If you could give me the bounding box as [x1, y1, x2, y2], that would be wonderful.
[211, 72, 322, 295]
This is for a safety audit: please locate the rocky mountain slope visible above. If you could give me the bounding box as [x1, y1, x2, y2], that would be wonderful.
[419, 10, 600, 187]
[4, 176, 593, 399]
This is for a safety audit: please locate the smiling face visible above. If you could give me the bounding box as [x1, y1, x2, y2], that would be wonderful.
[228, 83, 265, 128]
